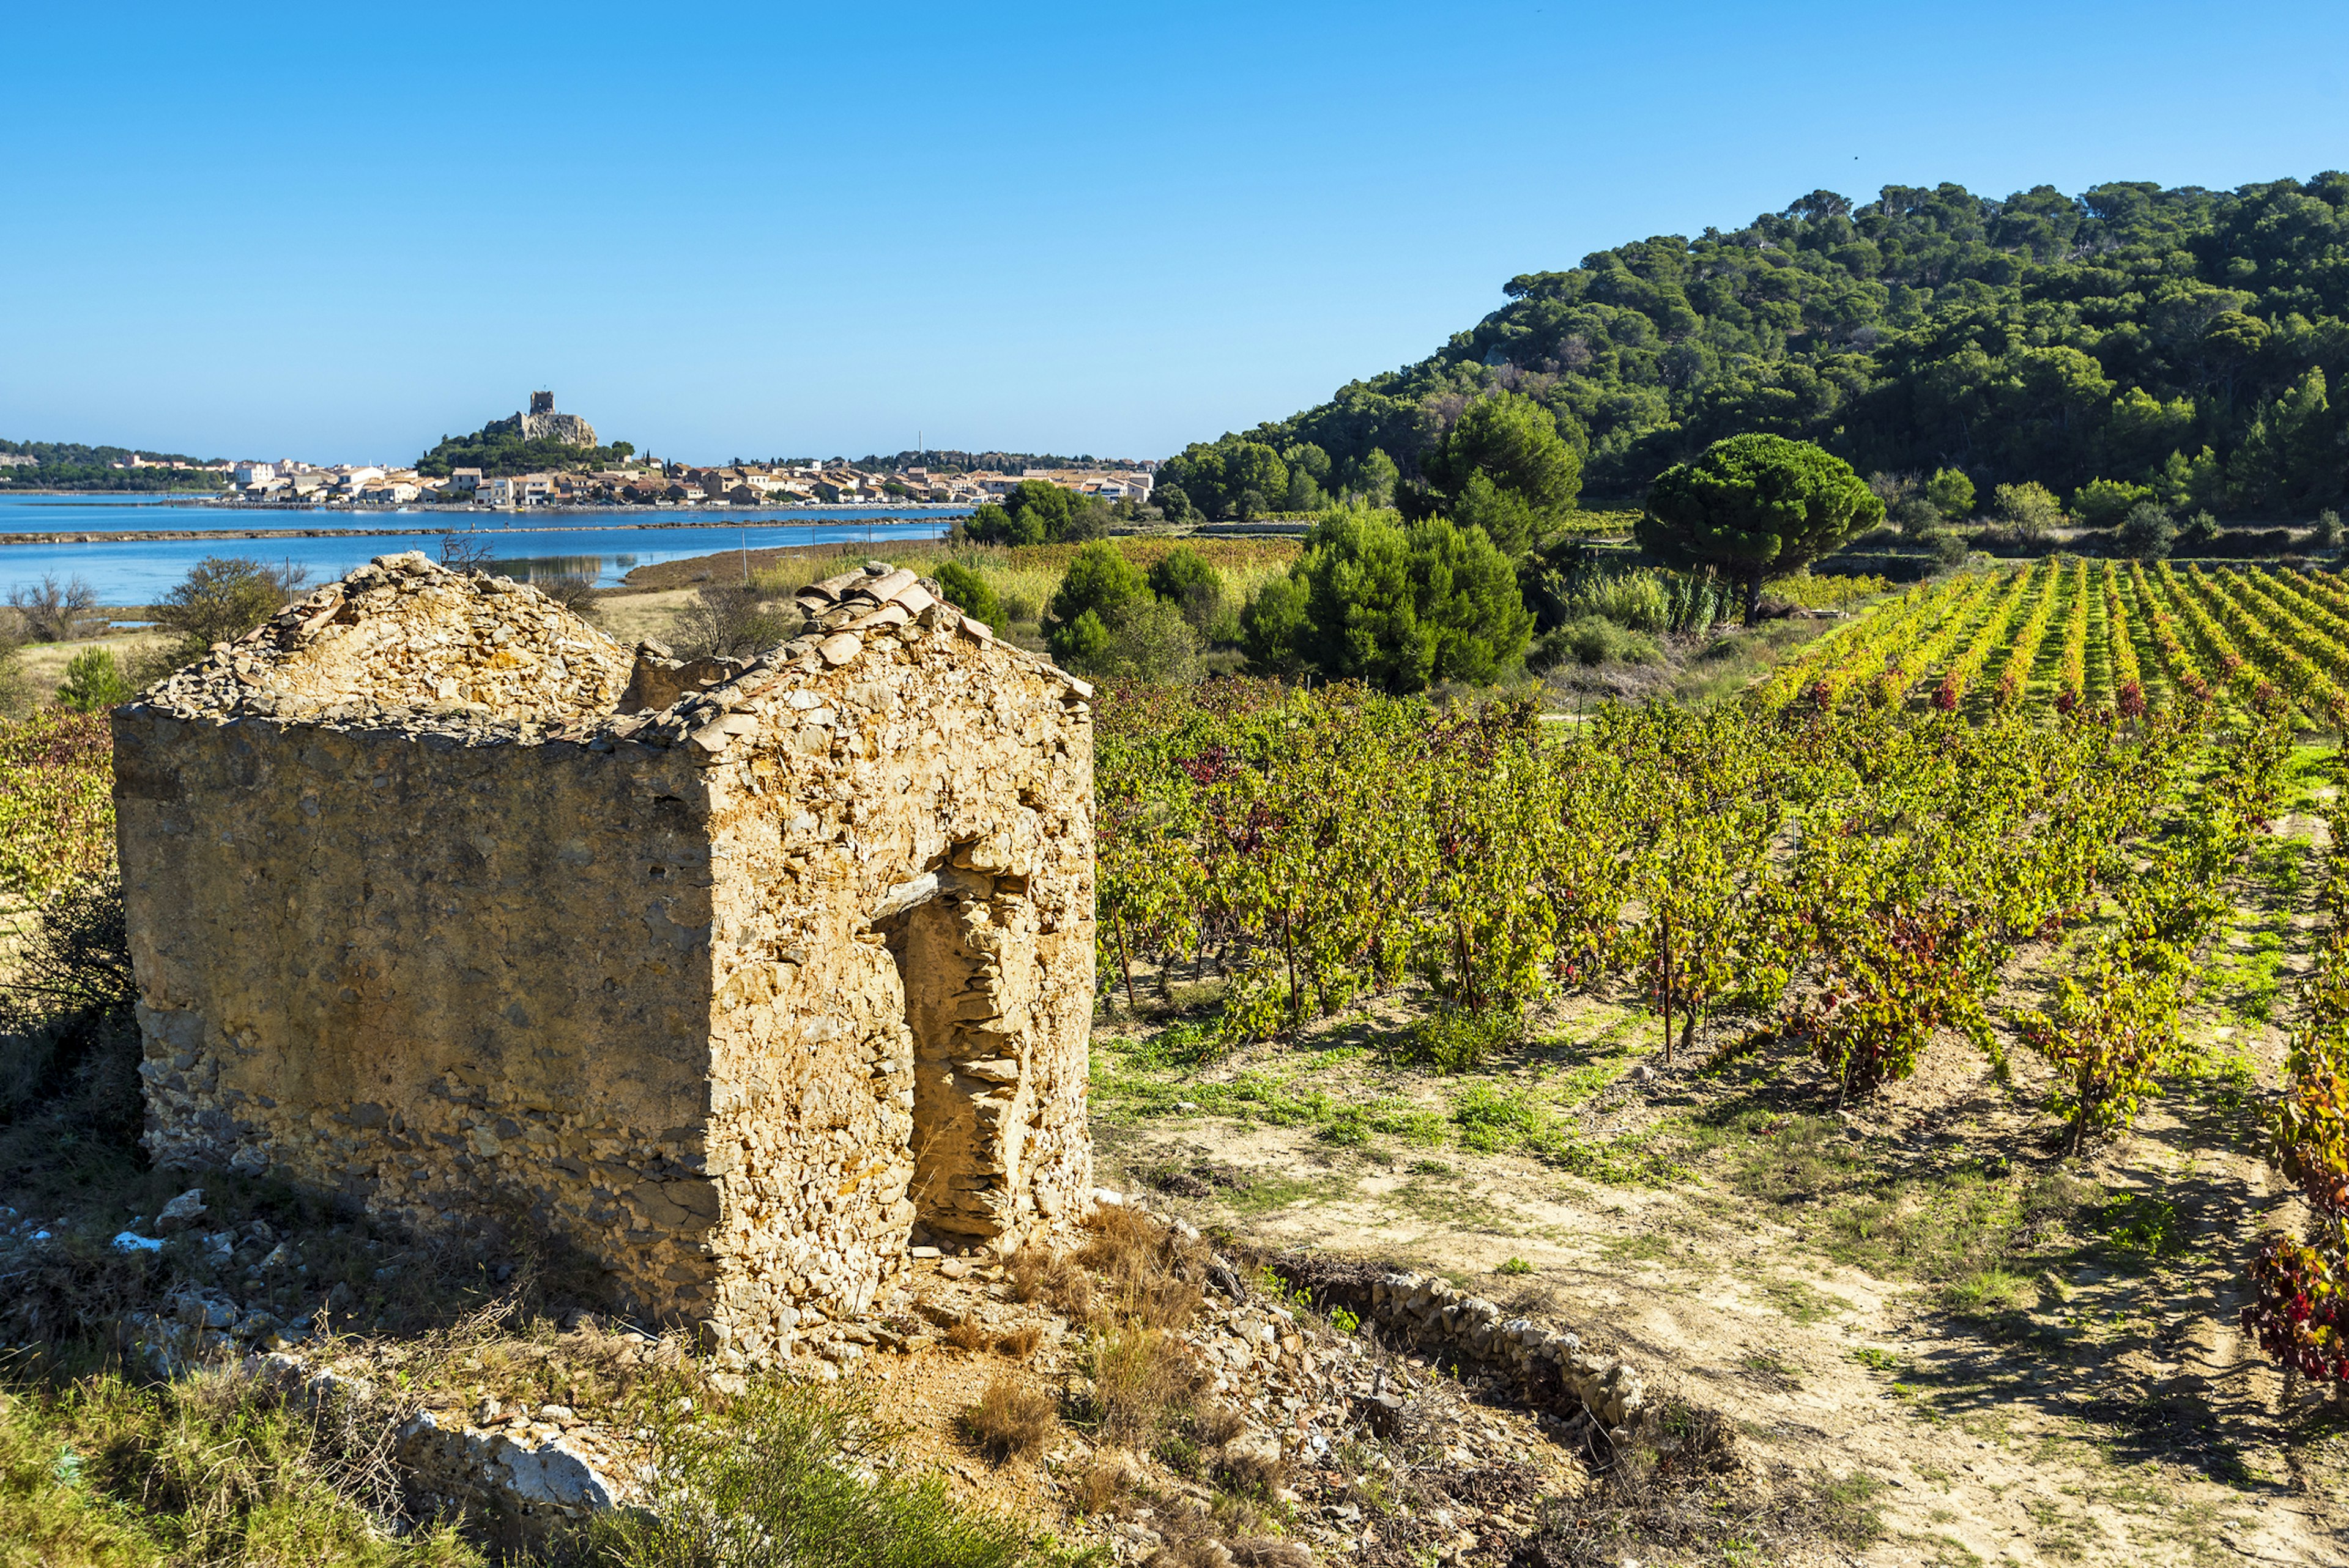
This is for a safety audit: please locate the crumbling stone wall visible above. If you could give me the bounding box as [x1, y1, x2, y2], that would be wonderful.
[116, 552, 1094, 1362]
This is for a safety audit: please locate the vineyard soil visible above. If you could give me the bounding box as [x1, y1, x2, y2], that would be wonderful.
[1090, 807, 2349, 1567]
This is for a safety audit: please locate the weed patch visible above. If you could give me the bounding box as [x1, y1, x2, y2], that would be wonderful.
[593, 1378, 1055, 1568]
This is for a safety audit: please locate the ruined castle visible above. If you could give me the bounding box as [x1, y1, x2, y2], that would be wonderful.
[513, 391, 597, 447]
[113, 553, 1095, 1361]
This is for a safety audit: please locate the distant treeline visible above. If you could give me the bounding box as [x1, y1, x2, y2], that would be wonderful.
[853, 449, 1150, 473]
[0, 438, 226, 492]
[1168, 174, 2349, 520]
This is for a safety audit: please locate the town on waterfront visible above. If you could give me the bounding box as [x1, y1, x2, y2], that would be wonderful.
[1, 390, 1157, 515]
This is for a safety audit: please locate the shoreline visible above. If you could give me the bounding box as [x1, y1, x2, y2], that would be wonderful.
[0, 514, 956, 547]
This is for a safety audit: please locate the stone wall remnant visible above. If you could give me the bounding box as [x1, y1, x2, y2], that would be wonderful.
[114, 551, 1096, 1363]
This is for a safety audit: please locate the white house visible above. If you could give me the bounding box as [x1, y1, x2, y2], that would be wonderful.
[233, 460, 277, 486]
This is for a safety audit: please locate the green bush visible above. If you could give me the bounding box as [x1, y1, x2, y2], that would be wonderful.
[151, 557, 303, 656]
[2116, 501, 2177, 561]
[1925, 467, 1975, 522]
[2071, 478, 2153, 530]
[932, 562, 1003, 632]
[1075, 600, 1203, 685]
[0, 1370, 484, 1566]
[1532, 614, 1663, 670]
[1409, 1007, 1522, 1074]
[1045, 542, 1149, 663]
[1246, 510, 1533, 691]
[1144, 547, 1225, 637]
[1991, 481, 2064, 542]
[591, 1378, 1048, 1568]
[965, 481, 1108, 547]
[1923, 527, 1970, 566]
[53, 648, 131, 712]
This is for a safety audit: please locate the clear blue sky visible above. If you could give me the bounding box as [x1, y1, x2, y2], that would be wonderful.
[5, 2, 2345, 467]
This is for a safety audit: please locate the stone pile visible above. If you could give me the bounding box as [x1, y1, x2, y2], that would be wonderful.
[140, 552, 634, 734]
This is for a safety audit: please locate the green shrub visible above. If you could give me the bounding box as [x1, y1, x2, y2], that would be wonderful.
[1078, 600, 1202, 685]
[2116, 501, 2177, 561]
[150, 556, 303, 659]
[1243, 510, 1532, 691]
[1410, 1007, 1523, 1074]
[932, 561, 1003, 632]
[2071, 478, 2153, 530]
[592, 1379, 1048, 1568]
[1145, 547, 1225, 637]
[52, 648, 131, 712]
[1045, 542, 1149, 664]
[0, 1370, 484, 1567]
[1925, 467, 1975, 522]
[1533, 614, 1663, 670]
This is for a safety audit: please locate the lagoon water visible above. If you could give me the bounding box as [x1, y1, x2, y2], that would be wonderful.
[0, 493, 962, 604]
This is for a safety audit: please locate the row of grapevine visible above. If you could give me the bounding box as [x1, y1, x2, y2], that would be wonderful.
[1752, 582, 1929, 711]
[1874, 570, 2005, 708]
[2055, 556, 2091, 714]
[2102, 561, 2146, 717]
[2178, 564, 2349, 723]
[1991, 563, 2061, 709]
[2017, 716, 2288, 1152]
[1759, 558, 2349, 727]
[2244, 758, 2349, 1390]
[2128, 560, 2213, 704]
[2215, 568, 2349, 727]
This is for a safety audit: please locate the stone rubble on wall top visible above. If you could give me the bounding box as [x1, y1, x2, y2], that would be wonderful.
[121, 551, 1090, 750]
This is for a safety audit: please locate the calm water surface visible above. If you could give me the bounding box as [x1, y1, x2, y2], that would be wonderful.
[0, 494, 962, 603]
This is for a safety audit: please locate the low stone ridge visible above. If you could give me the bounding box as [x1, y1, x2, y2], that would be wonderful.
[104, 1194, 1607, 1561]
[116, 552, 1099, 1366]
[1256, 1251, 1648, 1438]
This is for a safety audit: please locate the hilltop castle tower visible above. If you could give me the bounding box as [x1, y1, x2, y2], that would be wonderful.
[517, 391, 597, 448]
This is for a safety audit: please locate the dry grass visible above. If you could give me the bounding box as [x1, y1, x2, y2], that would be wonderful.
[1074, 1205, 1208, 1332]
[748, 537, 1302, 632]
[1007, 1246, 1096, 1323]
[1065, 1449, 1141, 1515]
[1129, 1500, 1312, 1568]
[944, 1315, 992, 1353]
[960, 1372, 1059, 1463]
[997, 1324, 1043, 1360]
[1080, 1325, 1201, 1448]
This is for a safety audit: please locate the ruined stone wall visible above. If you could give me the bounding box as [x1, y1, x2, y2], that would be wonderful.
[684, 599, 1094, 1363]
[118, 553, 1095, 1358]
[114, 708, 730, 1320]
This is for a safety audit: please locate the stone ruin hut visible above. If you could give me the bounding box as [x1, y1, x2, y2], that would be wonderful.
[113, 552, 1095, 1361]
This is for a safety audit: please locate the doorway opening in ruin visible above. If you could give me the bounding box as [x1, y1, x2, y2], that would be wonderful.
[876, 863, 1002, 1246]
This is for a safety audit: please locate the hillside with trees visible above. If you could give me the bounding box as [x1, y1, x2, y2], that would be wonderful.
[1167, 174, 2349, 520]
[0, 439, 226, 492]
[415, 421, 637, 478]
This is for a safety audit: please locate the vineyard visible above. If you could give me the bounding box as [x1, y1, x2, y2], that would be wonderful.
[1758, 556, 2349, 724]
[1094, 645, 2349, 1435]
